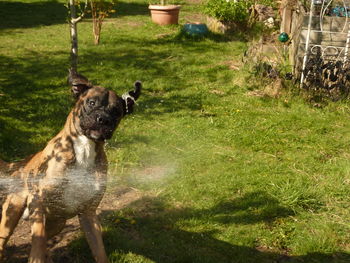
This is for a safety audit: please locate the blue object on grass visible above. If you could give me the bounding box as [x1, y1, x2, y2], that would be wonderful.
[183, 23, 209, 36]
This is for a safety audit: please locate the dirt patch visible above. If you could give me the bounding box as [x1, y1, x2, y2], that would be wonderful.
[114, 21, 145, 28]
[246, 78, 283, 98]
[184, 13, 207, 24]
[221, 60, 241, 71]
[5, 187, 143, 262]
[209, 89, 225, 95]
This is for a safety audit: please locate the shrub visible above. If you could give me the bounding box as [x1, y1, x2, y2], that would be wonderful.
[203, 0, 252, 23]
[203, 0, 277, 25]
[90, 0, 117, 45]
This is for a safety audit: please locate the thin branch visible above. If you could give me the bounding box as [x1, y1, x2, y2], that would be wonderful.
[70, 0, 88, 24]
[72, 16, 83, 23]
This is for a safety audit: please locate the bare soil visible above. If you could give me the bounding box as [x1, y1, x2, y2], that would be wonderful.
[5, 187, 143, 263]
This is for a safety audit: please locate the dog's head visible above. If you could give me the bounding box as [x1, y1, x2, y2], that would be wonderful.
[68, 70, 141, 141]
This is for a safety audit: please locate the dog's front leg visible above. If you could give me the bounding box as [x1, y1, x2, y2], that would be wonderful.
[0, 193, 27, 261]
[79, 212, 109, 263]
[29, 193, 48, 263]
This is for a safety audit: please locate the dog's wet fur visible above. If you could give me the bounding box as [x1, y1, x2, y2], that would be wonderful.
[0, 71, 141, 262]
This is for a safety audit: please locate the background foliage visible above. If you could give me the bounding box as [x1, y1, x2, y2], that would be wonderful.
[203, 0, 277, 24]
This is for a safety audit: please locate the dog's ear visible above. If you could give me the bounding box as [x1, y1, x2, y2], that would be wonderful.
[68, 69, 93, 99]
[121, 81, 142, 115]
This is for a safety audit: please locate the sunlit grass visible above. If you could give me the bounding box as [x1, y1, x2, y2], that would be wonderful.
[1, 0, 350, 262]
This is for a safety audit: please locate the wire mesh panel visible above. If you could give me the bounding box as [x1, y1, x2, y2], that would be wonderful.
[300, 0, 350, 100]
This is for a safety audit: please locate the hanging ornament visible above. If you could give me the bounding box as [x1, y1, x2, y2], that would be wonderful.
[278, 32, 289, 43]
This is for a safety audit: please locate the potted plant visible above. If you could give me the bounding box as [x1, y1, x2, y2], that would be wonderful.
[149, 0, 181, 25]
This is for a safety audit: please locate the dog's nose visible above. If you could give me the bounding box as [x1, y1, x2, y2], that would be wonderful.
[96, 115, 110, 125]
[97, 116, 104, 124]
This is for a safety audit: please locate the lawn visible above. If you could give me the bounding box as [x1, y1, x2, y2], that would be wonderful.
[0, 0, 350, 262]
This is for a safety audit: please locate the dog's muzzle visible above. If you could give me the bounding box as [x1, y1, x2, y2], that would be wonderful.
[80, 111, 117, 141]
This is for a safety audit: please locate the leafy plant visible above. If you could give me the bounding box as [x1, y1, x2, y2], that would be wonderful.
[150, 0, 184, 6]
[203, 0, 277, 26]
[203, 0, 251, 23]
[90, 0, 117, 45]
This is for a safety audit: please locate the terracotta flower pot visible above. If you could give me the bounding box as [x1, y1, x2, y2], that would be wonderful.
[149, 5, 181, 25]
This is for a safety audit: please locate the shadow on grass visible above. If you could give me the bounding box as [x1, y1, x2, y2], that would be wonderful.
[115, 1, 149, 17]
[0, 38, 207, 159]
[205, 191, 293, 225]
[172, 29, 248, 43]
[0, 54, 70, 160]
[54, 191, 350, 263]
[0, 18, 244, 157]
[79, 47, 206, 118]
[0, 1, 67, 30]
[0, 0, 150, 31]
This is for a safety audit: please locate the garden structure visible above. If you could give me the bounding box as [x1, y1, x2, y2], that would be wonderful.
[283, 0, 350, 100]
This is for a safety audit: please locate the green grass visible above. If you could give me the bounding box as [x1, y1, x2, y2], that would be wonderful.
[1, 0, 350, 262]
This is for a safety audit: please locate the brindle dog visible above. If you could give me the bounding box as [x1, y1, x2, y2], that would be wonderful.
[0, 71, 141, 262]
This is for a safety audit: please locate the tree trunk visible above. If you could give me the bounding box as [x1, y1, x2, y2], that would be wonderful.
[69, 0, 78, 72]
[92, 19, 102, 45]
[68, 0, 87, 71]
[91, 1, 102, 45]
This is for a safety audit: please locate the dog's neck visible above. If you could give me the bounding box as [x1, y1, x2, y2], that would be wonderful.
[73, 135, 97, 168]
[65, 110, 83, 137]
[64, 111, 100, 168]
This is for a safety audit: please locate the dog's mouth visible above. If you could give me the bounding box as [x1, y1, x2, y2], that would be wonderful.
[88, 128, 113, 141]
[79, 112, 117, 141]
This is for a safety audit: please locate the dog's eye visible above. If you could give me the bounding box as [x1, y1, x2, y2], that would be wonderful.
[89, 100, 95, 106]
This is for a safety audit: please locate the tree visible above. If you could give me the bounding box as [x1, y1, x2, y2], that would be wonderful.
[68, 0, 88, 71]
[90, 0, 117, 45]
